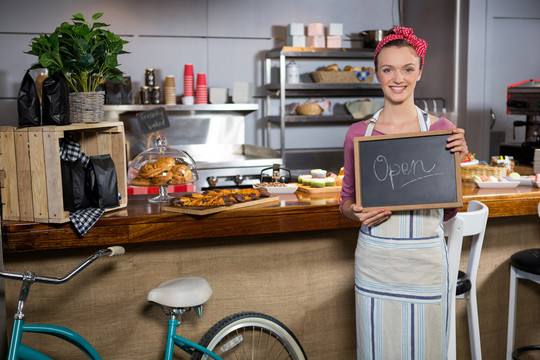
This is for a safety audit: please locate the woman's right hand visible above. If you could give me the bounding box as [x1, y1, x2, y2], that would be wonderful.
[343, 200, 391, 227]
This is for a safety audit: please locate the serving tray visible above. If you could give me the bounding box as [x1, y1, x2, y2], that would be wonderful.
[253, 184, 298, 194]
[161, 195, 279, 215]
[295, 183, 342, 194]
[474, 181, 519, 188]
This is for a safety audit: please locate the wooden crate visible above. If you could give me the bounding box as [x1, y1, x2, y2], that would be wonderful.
[0, 122, 127, 223]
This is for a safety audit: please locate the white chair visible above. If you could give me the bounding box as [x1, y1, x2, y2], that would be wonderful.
[445, 200, 489, 360]
[505, 203, 540, 359]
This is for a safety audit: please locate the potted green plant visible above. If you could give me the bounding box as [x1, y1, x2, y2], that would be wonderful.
[26, 12, 129, 122]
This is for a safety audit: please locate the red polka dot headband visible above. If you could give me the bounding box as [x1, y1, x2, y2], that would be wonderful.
[374, 27, 428, 67]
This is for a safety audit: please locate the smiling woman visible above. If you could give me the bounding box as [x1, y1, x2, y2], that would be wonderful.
[339, 27, 469, 359]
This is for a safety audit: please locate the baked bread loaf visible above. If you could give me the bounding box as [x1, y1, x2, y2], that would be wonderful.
[326, 64, 339, 71]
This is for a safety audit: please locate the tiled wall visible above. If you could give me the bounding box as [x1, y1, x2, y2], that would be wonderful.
[0, 0, 398, 149]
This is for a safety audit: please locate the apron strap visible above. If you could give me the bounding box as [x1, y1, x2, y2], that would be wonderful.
[365, 108, 383, 137]
[416, 106, 430, 132]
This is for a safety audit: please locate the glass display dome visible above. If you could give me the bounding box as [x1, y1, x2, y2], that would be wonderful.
[127, 136, 198, 203]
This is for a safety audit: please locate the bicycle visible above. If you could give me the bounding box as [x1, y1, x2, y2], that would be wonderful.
[1, 246, 307, 360]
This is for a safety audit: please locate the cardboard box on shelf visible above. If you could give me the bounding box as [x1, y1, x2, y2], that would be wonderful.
[307, 35, 325, 48]
[287, 23, 304, 36]
[326, 35, 343, 48]
[328, 23, 343, 36]
[287, 35, 306, 47]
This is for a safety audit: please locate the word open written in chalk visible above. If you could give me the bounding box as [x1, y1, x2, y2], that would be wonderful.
[372, 155, 443, 190]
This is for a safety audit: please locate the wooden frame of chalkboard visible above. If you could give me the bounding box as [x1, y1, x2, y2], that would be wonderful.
[354, 130, 462, 211]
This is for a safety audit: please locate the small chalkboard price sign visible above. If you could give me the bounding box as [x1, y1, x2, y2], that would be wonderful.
[136, 107, 170, 134]
[354, 130, 462, 211]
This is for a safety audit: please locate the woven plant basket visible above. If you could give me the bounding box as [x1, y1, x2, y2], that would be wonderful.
[69, 91, 105, 123]
[461, 164, 510, 182]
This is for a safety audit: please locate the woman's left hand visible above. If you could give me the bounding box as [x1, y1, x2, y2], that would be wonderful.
[447, 127, 469, 160]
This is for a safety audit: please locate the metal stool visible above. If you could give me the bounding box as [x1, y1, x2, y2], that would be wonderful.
[506, 248, 540, 359]
[506, 203, 540, 359]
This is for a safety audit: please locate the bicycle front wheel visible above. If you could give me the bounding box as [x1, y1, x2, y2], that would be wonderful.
[190, 312, 306, 360]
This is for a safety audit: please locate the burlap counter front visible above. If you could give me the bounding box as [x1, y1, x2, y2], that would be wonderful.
[4, 229, 358, 359]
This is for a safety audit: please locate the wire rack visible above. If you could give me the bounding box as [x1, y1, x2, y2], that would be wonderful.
[414, 97, 446, 114]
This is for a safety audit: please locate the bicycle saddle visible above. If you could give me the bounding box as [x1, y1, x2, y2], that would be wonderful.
[147, 277, 212, 308]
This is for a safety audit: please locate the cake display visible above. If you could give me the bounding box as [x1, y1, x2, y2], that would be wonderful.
[310, 178, 326, 187]
[325, 177, 336, 186]
[310, 169, 327, 179]
[295, 168, 343, 193]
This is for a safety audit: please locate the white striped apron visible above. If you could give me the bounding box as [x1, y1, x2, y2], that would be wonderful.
[355, 106, 450, 360]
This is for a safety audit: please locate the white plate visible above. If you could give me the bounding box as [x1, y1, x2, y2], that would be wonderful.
[461, 159, 479, 167]
[253, 183, 298, 194]
[518, 176, 536, 186]
[474, 181, 519, 188]
[536, 181, 540, 188]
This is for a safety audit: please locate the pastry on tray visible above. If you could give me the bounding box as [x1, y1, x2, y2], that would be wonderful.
[170, 188, 270, 207]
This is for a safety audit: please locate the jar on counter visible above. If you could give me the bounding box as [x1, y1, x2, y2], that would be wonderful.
[145, 68, 155, 87]
[140, 86, 151, 104]
[151, 86, 161, 104]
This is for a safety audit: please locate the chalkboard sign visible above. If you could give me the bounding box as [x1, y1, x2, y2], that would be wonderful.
[136, 107, 170, 134]
[354, 130, 462, 211]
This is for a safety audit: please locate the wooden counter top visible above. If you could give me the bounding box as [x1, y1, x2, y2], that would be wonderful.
[3, 182, 540, 253]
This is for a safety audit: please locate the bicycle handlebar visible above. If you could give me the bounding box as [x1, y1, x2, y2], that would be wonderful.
[0, 246, 125, 285]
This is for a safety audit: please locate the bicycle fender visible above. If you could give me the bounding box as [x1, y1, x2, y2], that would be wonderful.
[22, 324, 102, 360]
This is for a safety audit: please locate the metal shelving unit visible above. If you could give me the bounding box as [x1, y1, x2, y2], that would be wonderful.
[265, 83, 383, 97]
[263, 47, 383, 159]
[266, 114, 371, 125]
[104, 103, 259, 120]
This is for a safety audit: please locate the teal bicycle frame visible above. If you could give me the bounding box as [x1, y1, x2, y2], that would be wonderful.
[8, 319, 101, 360]
[7, 318, 223, 360]
[165, 318, 223, 360]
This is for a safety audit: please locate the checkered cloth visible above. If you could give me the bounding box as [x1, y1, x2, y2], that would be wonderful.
[60, 137, 90, 166]
[59, 136, 103, 237]
[354, 70, 372, 82]
[69, 208, 105, 236]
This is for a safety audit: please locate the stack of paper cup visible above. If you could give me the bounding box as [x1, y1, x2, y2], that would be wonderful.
[183, 64, 194, 105]
[195, 73, 207, 104]
[164, 75, 176, 105]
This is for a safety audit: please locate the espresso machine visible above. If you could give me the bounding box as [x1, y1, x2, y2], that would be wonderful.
[502, 79, 540, 164]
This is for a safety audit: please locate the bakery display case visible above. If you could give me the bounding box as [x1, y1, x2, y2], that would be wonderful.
[127, 136, 198, 202]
